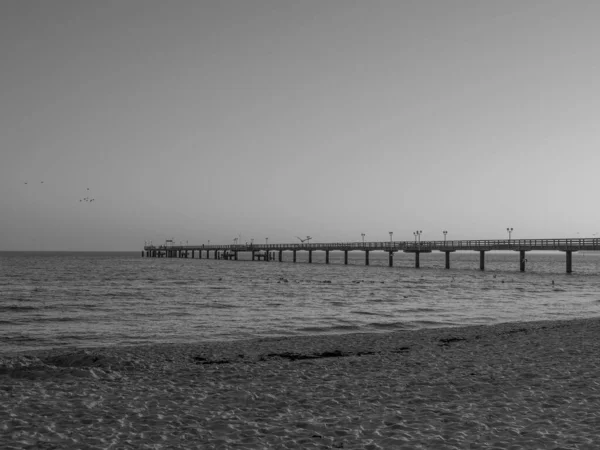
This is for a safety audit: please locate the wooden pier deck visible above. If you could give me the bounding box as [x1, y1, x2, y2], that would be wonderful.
[143, 238, 600, 273]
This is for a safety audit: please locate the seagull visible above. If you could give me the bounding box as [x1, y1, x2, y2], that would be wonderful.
[24, 182, 28, 184]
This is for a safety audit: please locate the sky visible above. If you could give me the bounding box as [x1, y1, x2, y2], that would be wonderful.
[2, 0, 600, 251]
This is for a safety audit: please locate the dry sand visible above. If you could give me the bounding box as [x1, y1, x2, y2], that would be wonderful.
[2, 318, 600, 449]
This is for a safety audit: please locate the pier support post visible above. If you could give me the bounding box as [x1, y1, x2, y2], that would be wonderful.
[293, 250, 296, 263]
[252, 251, 255, 261]
[141, 250, 144, 257]
[344, 250, 348, 265]
[480, 251, 485, 271]
[214, 250, 218, 260]
[309, 250, 312, 263]
[365, 250, 370, 266]
[325, 250, 330, 264]
[520, 250, 526, 272]
[389, 251, 393, 267]
[265, 251, 269, 262]
[279, 250, 282, 262]
[415, 252, 420, 268]
[234, 251, 238, 261]
[566, 250, 572, 273]
[445, 251, 450, 269]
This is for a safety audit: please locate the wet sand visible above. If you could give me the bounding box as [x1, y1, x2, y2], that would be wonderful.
[2, 318, 600, 449]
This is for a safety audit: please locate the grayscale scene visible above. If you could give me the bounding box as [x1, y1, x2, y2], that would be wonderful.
[2, 1, 600, 448]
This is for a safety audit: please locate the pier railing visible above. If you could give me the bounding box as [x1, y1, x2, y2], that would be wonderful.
[144, 238, 600, 252]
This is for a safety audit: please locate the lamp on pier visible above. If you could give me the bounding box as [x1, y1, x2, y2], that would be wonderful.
[507, 227, 513, 240]
[389, 231, 393, 246]
[443, 230, 448, 243]
[361, 233, 365, 246]
[414, 230, 422, 244]
[266, 237, 268, 246]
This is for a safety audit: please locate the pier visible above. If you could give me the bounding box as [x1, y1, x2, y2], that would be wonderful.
[142, 238, 600, 273]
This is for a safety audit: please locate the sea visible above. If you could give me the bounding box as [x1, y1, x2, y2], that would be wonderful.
[2, 250, 600, 354]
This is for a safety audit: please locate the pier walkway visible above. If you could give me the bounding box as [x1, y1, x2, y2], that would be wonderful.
[143, 238, 600, 273]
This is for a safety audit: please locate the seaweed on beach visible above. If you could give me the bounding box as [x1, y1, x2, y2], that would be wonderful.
[192, 356, 233, 365]
[390, 346, 410, 354]
[261, 349, 393, 361]
[264, 350, 348, 361]
[438, 337, 467, 346]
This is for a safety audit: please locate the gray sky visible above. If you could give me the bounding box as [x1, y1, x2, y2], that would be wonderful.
[2, 0, 599, 251]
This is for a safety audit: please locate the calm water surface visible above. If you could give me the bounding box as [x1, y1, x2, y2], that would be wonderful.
[2, 250, 600, 353]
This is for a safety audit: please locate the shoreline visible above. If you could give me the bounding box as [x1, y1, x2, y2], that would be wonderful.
[2, 317, 600, 448]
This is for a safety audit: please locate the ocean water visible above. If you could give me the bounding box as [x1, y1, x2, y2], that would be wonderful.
[2, 250, 600, 354]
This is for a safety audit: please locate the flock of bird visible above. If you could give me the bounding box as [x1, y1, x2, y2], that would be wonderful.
[23, 181, 96, 203]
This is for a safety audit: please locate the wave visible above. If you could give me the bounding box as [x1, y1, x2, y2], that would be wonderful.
[0, 305, 40, 312]
[296, 324, 361, 333]
[350, 310, 392, 317]
[205, 303, 240, 309]
[368, 321, 410, 330]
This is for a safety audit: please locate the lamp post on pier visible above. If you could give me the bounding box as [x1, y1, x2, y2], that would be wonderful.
[443, 230, 448, 243]
[361, 233, 365, 246]
[507, 227, 513, 240]
[389, 231, 393, 247]
[414, 230, 422, 245]
[265, 237, 268, 246]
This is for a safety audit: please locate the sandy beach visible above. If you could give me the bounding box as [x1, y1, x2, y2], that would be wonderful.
[2, 318, 600, 449]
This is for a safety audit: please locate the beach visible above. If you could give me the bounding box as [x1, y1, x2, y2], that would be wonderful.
[2, 318, 600, 449]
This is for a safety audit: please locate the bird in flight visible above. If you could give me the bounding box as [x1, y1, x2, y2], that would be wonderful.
[296, 236, 312, 243]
